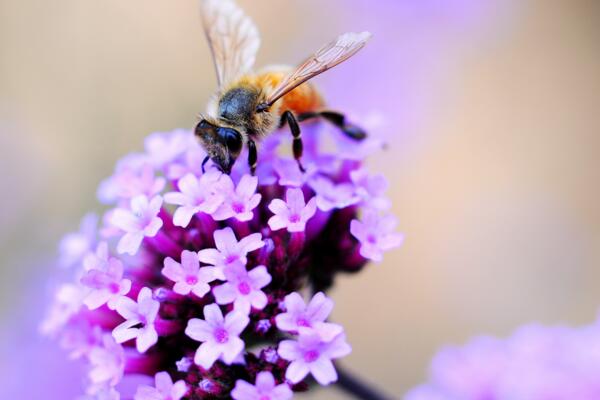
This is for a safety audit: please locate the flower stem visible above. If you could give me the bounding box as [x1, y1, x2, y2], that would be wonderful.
[335, 365, 392, 400]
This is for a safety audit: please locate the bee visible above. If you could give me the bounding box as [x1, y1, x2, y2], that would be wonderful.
[195, 0, 371, 174]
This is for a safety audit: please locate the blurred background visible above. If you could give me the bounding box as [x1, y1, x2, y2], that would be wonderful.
[1, 0, 599, 398]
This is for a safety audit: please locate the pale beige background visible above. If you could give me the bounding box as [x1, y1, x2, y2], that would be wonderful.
[1, 0, 599, 398]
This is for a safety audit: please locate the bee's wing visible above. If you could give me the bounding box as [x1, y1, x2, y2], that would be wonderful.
[265, 31, 372, 107]
[200, 0, 260, 88]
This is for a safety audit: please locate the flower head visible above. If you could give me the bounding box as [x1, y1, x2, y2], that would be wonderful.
[162, 250, 218, 297]
[134, 371, 187, 400]
[231, 371, 293, 400]
[112, 287, 159, 353]
[110, 195, 163, 255]
[213, 263, 271, 314]
[45, 121, 401, 399]
[268, 188, 317, 232]
[185, 304, 249, 369]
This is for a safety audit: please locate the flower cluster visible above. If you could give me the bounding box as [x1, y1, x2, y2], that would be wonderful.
[43, 122, 402, 399]
[406, 318, 600, 400]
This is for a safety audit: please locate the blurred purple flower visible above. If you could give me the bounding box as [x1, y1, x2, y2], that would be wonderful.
[232, 371, 293, 400]
[59, 213, 98, 269]
[112, 287, 159, 353]
[351, 210, 404, 262]
[110, 195, 163, 255]
[405, 319, 600, 400]
[134, 371, 187, 400]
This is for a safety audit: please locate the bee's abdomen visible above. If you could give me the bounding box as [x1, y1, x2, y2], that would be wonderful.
[254, 68, 324, 116]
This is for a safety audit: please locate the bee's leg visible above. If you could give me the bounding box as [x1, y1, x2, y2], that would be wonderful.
[247, 138, 258, 175]
[281, 110, 306, 173]
[201, 155, 210, 173]
[297, 111, 367, 141]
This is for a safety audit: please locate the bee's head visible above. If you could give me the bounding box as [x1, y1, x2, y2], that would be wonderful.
[195, 119, 243, 174]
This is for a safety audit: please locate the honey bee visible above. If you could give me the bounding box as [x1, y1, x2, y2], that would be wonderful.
[195, 0, 371, 174]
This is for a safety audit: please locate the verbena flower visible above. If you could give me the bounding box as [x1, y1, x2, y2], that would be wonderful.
[43, 122, 402, 398]
[405, 319, 600, 400]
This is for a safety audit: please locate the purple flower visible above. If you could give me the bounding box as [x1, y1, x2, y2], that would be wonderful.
[88, 334, 125, 393]
[134, 372, 187, 400]
[198, 227, 264, 276]
[278, 330, 352, 385]
[350, 210, 404, 262]
[163, 171, 224, 227]
[350, 168, 391, 210]
[144, 129, 190, 171]
[112, 287, 159, 353]
[81, 242, 132, 310]
[59, 213, 98, 268]
[231, 371, 293, 400]
[110, 195, 163, 255]
[98, 164, 166, 205]
[185, 304, 249, 369]
[212, 174, 262, 222]
[309, 175, 360, 212]
[213, 263, 271, 314]
[162, 250, 218, 297]
[268, 188, 317, 232]
[275, 292, 342, 341]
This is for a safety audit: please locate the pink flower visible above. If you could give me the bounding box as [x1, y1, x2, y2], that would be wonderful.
[350, 168, 390, 210]
[110, 195, 163, 256]
[88, 334, 125, 392]
[278, 330, 351, 385]
[144, 129, 191, 171]
[308, 175, 360, 212]
[40, 283, 86, 336]
[58, 213, 97, 268]
[212, 174, 262, 222]
[275, 292, 342, 341]
[81, 242, 131, 310]
[198, 227, 264, 276]
[267, 188, 317, 232]
[112, 287, 159, 353]
[231, 371, 292, 400]
[98, 164, 166, 205]
[163, 171, 224, 227]
[185, 304, 249, 369]
[350, 210, 404, 262]
[134, 371, 187, 400]
[162, 250, 219, 297]
[213, 263, 271, 314]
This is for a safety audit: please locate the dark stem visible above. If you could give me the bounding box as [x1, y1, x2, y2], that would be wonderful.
[335, 365, 393, 400]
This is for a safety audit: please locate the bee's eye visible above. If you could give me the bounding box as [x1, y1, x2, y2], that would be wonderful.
[218, 127, 243, 155]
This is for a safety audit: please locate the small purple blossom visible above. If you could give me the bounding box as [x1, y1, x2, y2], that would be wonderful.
[268, 188, 317, 232]
[112, 287, 159, 353]
[162, 250, 218, 297]
[350, 168, 391, 210]
[212, 174, 262, 221]
[110, 195, 163, 256]
[278, 329, 352, 385]
[185, 304, 249, 369]
[231, 371, 293, 400]
[213, 263, 271, 314]
[350, 210, 404, 262]
[88, 334, 125, 393]
[163, 171, 224, 227]
[134, 371, 187, 400]
[275, 292, 342, 341]
[175, 357, 193, 373]
[59, 213, 98, 268]
[144, 129, 190, 171]
[98, 164, 166, 205]
[81, 242, 131, 310]
[198, 227, 264, 276]
[309, 175, 360, 212]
